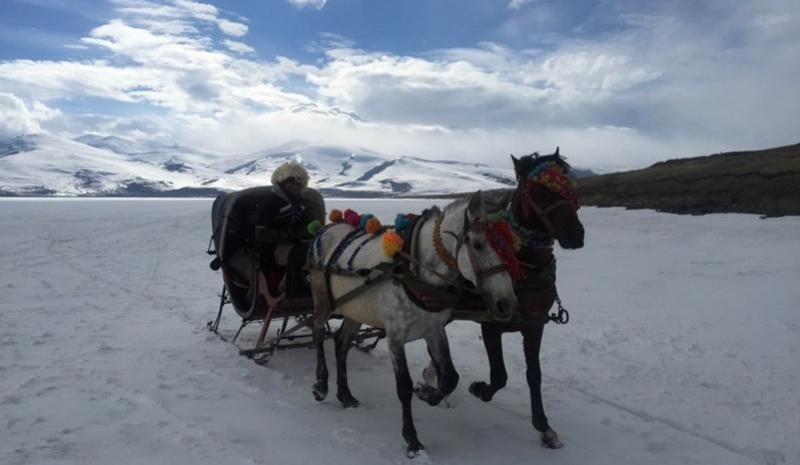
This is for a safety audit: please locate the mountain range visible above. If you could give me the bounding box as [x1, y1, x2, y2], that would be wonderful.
[0, 133, 581, 197]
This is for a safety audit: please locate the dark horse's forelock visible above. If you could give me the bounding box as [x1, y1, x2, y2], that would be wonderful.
[512, 147, 572, 181]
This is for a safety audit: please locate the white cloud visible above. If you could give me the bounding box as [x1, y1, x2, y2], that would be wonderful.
[223, 39, 254, 54]
[507, 0, 537, 10]
[285, 0, 328, 10]
[754, 13, 791, 28]
[173, 0, 218, 22]
[1, 1, 798, 171]
[217, 18, 248, 37]
[0, 93, 62, 139]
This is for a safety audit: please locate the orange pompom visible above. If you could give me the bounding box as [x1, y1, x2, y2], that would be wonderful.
[329, 209, 343, 223]
[381, 230, 404, 257]
[365, 217, 382, 234]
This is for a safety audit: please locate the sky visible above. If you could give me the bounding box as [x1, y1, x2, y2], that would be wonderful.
[1, 198, 798, 464]
[0, 0, 798, 172]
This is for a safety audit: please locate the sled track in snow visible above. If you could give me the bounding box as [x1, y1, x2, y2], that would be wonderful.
[540, 374, 785, 465]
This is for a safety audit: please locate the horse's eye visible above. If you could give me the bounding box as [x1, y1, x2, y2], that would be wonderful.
[471, 240, 484, 251]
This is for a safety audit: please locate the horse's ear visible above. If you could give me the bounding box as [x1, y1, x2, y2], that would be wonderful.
[554, 146, 560, 157]
[467, 190, 484, 217]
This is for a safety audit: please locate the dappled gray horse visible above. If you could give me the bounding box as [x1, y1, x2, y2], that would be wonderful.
[308, 192, 520, 457]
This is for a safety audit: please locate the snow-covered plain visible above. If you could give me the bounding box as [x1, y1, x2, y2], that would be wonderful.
[1, 198, 798, 465]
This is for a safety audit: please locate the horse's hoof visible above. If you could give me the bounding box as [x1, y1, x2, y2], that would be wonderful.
[406, 441, 425, 459]
[336, 391, 360, 408]
[468, 381, 494, 402]
[312, 382, 327, 402]
[540, 428, 563, 449]
[414, 382, 443, 406]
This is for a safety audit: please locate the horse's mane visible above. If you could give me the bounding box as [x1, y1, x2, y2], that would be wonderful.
[514, 148, 573, 181]
[420, 205, 442, 219]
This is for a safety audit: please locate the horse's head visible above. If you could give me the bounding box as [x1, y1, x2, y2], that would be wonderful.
[511, 147, 585, 250]
[454, 192, 520, 322]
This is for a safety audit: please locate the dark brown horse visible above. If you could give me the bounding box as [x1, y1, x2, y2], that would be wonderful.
[452, 148, 585, 449]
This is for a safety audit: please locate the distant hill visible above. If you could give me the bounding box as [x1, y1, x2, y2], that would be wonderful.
[576, 143, 800, 217]
[0, 133, 523, 197]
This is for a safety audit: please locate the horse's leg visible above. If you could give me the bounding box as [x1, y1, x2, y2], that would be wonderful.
[310, 271, 331, 402]
[415, 329, 459, 406]
[312, 322, 329, 401]
[333, 317, 361, 408]
[469, 323, 508, 402]
[521, 323, 563, 449]
[387, 336, 425, 457]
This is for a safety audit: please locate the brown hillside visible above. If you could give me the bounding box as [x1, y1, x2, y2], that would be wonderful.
[575, 143, 800, 217]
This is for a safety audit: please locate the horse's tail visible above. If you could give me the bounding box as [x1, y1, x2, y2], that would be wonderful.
[308, 268, 334, 328]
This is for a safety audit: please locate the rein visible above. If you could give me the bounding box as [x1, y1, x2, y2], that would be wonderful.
[431, 204, 515, 291]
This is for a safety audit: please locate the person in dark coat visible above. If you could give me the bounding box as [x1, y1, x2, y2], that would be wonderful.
[255, 160, 313, 268]
[255, 161, 313, 295]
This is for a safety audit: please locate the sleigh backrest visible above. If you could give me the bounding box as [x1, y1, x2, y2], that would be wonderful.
[211, 186, 325, 262]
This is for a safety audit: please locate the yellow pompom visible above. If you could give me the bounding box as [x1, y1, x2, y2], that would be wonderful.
[365, 217, 382, 234]
[382, 230, 404, 257]
[329, 209, 343, 223]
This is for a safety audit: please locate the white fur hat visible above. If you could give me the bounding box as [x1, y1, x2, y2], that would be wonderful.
[271, 160, 309, 189]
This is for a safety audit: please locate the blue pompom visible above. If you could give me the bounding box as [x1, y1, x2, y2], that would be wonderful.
[394, 213, 411, 231]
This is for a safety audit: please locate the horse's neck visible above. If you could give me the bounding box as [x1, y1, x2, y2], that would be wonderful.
[518, 246, 553, 269]
[413, 211, 462, 285]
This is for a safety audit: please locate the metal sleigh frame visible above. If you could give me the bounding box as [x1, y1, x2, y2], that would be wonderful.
[206, 240, 385, 365]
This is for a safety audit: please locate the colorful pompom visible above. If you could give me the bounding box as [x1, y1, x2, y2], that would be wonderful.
[394, 213, 414, 232]
[381, 230, 404, 257]
[307, 219, 322, 236]
[329, 209, 343, 223]
[359, 213, 374, 228]
[344, 209, 361, 227]
[364, 217, 382, 234]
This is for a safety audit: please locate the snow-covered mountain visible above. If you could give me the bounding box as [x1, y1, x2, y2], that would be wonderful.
[0, 133, 527, 197]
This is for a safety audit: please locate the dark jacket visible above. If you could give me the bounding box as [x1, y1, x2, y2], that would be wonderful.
[255, 186, 312, 266]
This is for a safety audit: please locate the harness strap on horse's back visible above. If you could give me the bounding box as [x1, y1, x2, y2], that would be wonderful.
[394, 250, 469, 310]
[328, 261, 396, 308]
[313, 211, 477, 314]
[323, 227, 371, 276]
[346, 227, 388, 270]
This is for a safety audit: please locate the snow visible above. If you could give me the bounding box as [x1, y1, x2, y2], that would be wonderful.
[1, 198, 798, 465]
[0, 134, 517, 196]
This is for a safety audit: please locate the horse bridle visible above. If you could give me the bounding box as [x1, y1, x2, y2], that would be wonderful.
[525, 194, 573, 238]
[514, 172, 576, 239]
[432, 203, 510, 293]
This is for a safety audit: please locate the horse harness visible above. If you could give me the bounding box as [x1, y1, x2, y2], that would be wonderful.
[310, 204, 507, 313]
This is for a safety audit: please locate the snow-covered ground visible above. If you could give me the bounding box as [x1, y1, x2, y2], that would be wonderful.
[1, 198, 798, 465]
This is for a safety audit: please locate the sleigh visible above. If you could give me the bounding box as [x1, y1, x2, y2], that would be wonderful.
[205, 150, 584, 453]
[206, 186, 385, 363]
